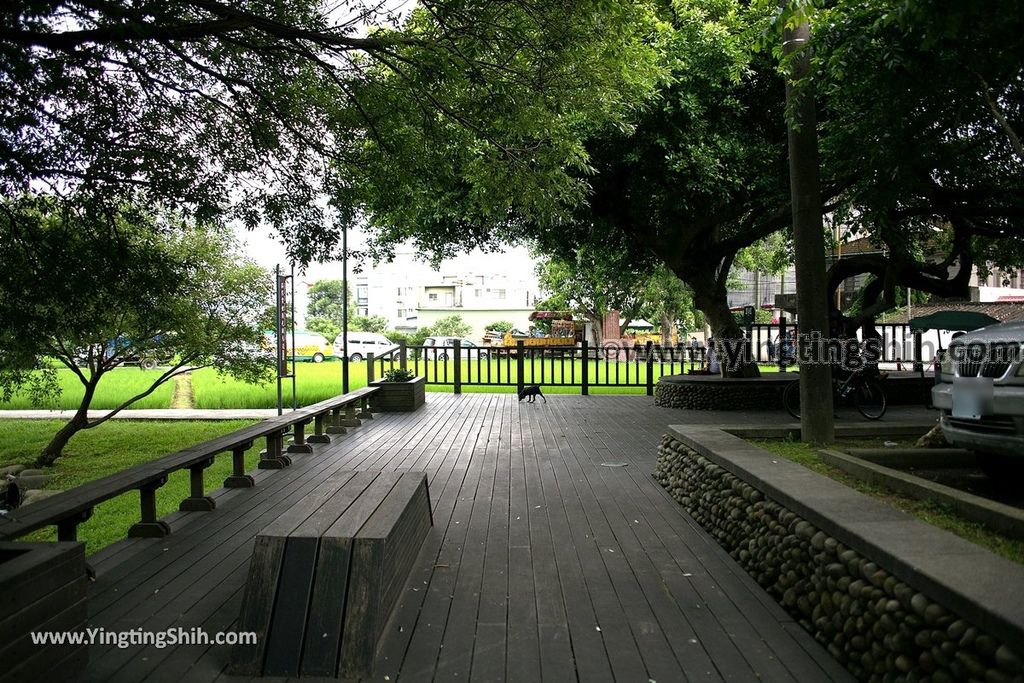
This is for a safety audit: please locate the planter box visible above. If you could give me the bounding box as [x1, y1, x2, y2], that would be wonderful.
[0, 542, 89, 679]
[369, 376, 426, 412]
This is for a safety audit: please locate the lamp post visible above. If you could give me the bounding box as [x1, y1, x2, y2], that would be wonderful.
[342, 224, 350, 394]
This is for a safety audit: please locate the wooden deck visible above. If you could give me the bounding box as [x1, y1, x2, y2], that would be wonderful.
[80, 394, 851, 682]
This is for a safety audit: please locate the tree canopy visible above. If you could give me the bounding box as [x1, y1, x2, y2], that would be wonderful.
[0, 197, 272, 464]
[2, 0, 660, 262]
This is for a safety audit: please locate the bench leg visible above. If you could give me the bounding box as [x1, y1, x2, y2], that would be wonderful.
[129, 478, 171, 538]
[287, 420, 314, 454]
[340, 403, 361, 428]
[259, 432, 291, 469]
[356, 397, 373, 419]
[225, 444, 256, 488]
[57, 509, 93, 543]
[308, 413, 331, 444]
[181, 458, 217, 511]
[326, 407, 347, 435]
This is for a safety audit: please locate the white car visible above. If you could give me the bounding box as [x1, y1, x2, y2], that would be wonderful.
[932, 321, 1024, 475]
[332, 332, 394, 362]
[422, 337, 488, 360]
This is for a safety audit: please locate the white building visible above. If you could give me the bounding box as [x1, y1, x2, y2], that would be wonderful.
[355, 244, 542, 340]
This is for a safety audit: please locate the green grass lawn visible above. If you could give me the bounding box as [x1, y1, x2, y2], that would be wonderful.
[753, 438, 1024, 565]
[0, 366, 175, 410]
[2, 420, 257, 553]
[0, 358, 794, 411]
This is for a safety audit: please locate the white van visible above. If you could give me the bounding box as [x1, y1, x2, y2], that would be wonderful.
[332, 332, 395, 361]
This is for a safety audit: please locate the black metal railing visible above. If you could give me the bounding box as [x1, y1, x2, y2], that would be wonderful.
[369, 341, 708, 396]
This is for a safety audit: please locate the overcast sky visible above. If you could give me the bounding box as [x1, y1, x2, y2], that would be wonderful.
[234, 223, 539, 284]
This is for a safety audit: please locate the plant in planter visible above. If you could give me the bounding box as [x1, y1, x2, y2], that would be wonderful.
[369, 368, 426, 411]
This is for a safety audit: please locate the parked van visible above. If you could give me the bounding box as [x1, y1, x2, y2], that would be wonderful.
[264, 331, 333, 363]
[333, 332, 395, 361]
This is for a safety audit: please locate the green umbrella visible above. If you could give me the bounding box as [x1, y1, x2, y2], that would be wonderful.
[908, 311, 1000, 332]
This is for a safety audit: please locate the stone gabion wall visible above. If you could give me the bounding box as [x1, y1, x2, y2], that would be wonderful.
[654, 381, 784, 411]
[655, 435, 1024, 683]
[654, 377, 933, 412]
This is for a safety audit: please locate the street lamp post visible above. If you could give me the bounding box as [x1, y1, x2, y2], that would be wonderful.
[342, 224, 350, 394]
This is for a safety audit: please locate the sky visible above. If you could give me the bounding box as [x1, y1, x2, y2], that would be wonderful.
[234, 223, 540, 287]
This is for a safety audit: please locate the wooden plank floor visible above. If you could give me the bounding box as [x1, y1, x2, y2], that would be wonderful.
[78, 394, 852, 682]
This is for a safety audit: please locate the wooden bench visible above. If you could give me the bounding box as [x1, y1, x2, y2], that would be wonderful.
[231, 470, 432, 678]
[0, 387, 380, 545]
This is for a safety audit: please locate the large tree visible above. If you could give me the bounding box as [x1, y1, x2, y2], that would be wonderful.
[808, 0, 1024, 333]
[2, 0, 659, 262]
[0, 197, 273, 465]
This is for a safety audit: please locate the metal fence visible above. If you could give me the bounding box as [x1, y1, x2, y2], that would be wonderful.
[367, 322, 926, 396]
[369, 341, 708, 396]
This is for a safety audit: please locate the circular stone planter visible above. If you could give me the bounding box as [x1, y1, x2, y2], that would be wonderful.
[655, 373, 934, 411]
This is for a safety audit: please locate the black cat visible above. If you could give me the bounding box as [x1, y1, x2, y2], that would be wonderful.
[518, 385, 546, 403]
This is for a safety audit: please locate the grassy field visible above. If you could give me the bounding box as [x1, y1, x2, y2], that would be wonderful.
[2, 420, 256, 552]
[0, 367, 175, 410]
[753, 437, 1024, 565]
[0, 359, 795, 410]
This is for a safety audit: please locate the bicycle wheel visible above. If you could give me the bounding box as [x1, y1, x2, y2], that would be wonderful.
[854, 379, 887, 420]
[783, 380, 801, 419]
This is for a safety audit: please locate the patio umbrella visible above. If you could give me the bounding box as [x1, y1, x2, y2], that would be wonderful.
[908, 311, 1000, 332]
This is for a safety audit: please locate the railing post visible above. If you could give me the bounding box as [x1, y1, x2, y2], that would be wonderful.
[129, 476, 171, 538]
[516, 341, 525, 395]
[399, 340, 408, 372]
[645, 341, 654, 396]
[225, 443, 256, 487]
[779, 316, 787, 373]
[367, 352, 375, 384]
[287, 419, 314, 454]
[913, 330, 924, 373]
[453, 340, 462, 395]
[56, 509, 93, 542]
[581, 339, 589, 396]
[180, 457, 216, 511]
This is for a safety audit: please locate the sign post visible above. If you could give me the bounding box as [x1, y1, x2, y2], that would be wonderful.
[275, 266, 294, 416]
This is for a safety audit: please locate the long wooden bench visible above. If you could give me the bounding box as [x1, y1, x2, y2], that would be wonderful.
[231, 470, 432, 679]
[0, 388, 379, 544]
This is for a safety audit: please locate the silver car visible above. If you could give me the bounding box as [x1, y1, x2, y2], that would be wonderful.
[932, 321, 1024, 470]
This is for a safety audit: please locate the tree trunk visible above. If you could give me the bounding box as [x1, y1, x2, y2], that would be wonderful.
[784, 17, 834, 443]
[660, 311, 673, 345]
[690, 276, 761, 377]
[35, 381, 97, 467]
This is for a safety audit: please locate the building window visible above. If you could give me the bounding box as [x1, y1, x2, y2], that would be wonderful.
[397, 308, 406, 317]
[357, 307, 368, 316]
[428, 293, 438, 301]
[475, 289, 483, 297]
[494, 289, 506, 299]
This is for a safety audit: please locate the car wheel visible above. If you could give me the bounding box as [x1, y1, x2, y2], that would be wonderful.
[312, 352, 325, 363]
[141, 358, 158, 370]
[349, 353, 363, 362]
[438, 352, 449, 361]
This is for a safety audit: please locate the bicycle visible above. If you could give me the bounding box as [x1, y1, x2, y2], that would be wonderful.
[783, 368, 888, 420]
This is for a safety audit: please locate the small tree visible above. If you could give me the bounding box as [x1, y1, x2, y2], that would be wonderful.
[429, 315, 473, 338]
[351, 315, 390, 334]
[306, 280, 357, 342]
[484, 321, 515, 334]
[0, 198, 274, 466]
